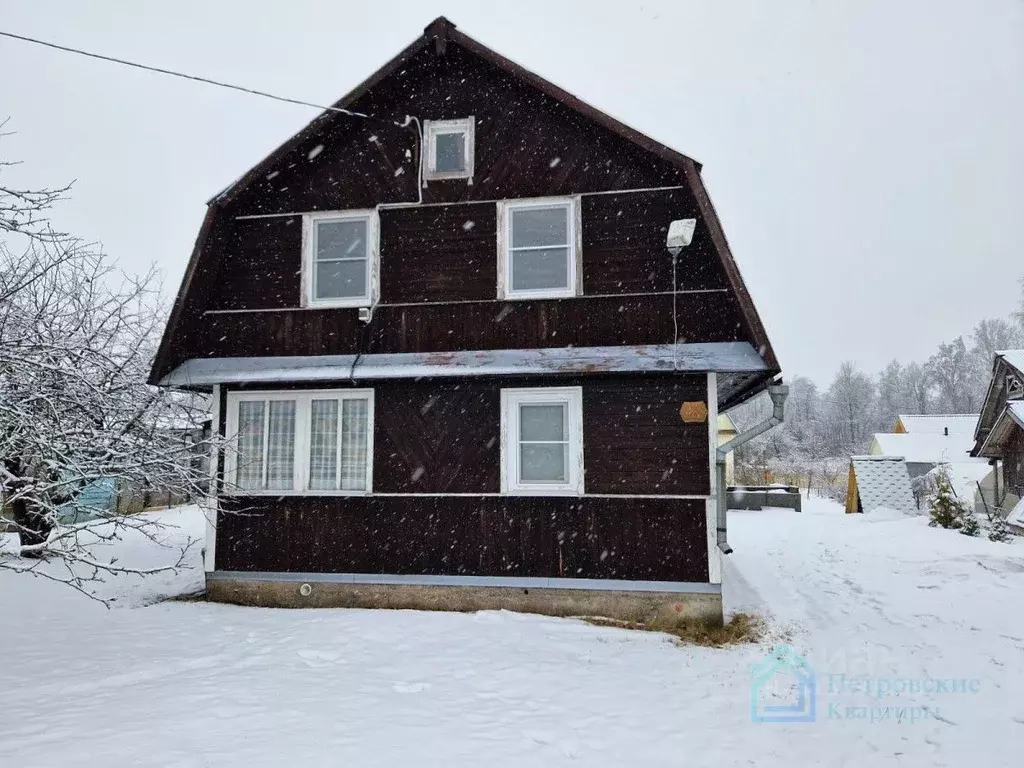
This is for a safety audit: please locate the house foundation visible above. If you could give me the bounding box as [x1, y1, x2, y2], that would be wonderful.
[205, 575, 723, 628]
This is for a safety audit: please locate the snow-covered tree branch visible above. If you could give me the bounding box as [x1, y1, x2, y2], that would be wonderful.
[0, 119, 73, 242]
[1, 155, 223, 602]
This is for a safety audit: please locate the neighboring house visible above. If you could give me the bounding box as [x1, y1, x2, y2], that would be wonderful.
[971, 351, 1024, 529]
[869, 417, 993, 512]
[869, 421, 983, 479]
[150, 18, 781, 623]
[718, 412, 738, 485]
[891, 414, 978, 437]
[845, 456, 916, 514]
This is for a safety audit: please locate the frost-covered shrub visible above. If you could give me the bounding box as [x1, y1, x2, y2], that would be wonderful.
[928, 468, 976, 533]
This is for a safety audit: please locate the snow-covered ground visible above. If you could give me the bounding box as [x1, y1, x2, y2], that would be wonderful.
[1, 499, 1022, 767]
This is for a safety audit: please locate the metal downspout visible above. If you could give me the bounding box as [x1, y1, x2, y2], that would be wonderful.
[715, 383, 788, 554]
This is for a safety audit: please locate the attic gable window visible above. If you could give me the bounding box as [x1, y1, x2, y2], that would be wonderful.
[423, 117, 474, 181]
[303, 210, 379, 308]
[498, 197, 581, 300]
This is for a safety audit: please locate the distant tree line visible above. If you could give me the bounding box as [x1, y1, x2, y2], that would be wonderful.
[736, 281, 1024, 471]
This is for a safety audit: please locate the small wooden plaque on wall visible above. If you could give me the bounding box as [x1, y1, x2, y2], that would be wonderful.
[679, 401, 708, 423]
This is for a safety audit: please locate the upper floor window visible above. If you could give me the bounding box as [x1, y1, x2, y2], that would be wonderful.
[225, 389, 374, 494]
[423, 118, 474, 181]
[303, 210, 379, 308]
[498, 197, 580, 300]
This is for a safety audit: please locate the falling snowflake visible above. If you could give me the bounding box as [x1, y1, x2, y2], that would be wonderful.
[462, 220, 475, 231]
[549, 157, 561, 168]
[307, 144, 324, 161]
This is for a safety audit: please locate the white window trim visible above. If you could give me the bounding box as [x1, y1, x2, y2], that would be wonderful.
[500, 386, 584, 496]
[422, 117, 475, 182]
[301, 210, 379, 309]
[497, 196, 582, 300]
[224, 389, 374, 496]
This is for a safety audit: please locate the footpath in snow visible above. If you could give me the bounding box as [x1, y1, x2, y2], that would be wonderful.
[1, 499, 1022, 767]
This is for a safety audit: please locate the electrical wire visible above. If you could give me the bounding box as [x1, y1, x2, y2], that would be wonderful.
[672, 253, 679, 371]
[0, 28, 386, 123]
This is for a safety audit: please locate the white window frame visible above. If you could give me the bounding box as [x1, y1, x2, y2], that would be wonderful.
[500, 386, 584, 496]
[224, 389, 374, 496]
[301, 210, 379, 309]
[497, 196, 582, 300]
[422, 117, 475, 182]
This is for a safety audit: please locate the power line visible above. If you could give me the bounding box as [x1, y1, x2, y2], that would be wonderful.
[0, 28, 387, 123]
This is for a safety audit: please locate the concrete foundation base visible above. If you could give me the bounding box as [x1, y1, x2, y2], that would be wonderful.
[205, 576, 724, 628]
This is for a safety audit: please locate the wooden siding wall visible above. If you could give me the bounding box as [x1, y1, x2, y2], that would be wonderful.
[225, 374, 710, 496]
[1006, 426, 1024, 498]
[216, 496, 709, 583]
[157, 41, 760, 378]
[170, 188, 745, 363]
[227, 44, 685, 215]
[216, 374, 711, 581]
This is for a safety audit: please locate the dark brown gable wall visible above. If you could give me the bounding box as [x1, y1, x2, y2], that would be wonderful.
[1007, 426, 1024, 497]
[380, 202, 498, 303]
[213, 216, 302, 311]
[583, 377, 710, 495]
[153, 35, 773, 383]
[216, 495, 710, 582]
[226, 44, 686, 216]
[354, 374, 708, 496]
[582, 189, 729, 294]
[205, 188, 731, 312]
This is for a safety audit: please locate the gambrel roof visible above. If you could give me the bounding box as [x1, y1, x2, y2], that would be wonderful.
[150, 17, 778, 397]
[972, 350, 1024, 456]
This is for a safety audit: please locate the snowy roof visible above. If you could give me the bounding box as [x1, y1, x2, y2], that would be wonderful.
[975, 401, 1024, 458]
[1010, 401, 1024, 425]
[1008, 497, 1024, 529]
[923, 462, 994, 505]
[159, 342, 767, 387]
[997, 350, 1024, 375]
[871, 432, 981, 465]
[850, 456, 916, 514]
[896, 414, 978, 436]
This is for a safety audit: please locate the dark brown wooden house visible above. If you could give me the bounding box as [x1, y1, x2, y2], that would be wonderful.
[971, 351, 1024, 527]
[152, 18, 781, 622]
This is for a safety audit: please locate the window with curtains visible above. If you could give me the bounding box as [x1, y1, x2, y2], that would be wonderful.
[498, 197, 580, 300]
[225, 390, 373, 494]
[500, 386, 584, 495]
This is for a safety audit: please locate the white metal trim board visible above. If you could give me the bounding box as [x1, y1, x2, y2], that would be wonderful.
[161, 342, 768, 386]
[208, 571, 722, 594]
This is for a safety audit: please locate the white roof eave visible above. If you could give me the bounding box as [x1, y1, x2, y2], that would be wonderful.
[160, 342, 769, 387]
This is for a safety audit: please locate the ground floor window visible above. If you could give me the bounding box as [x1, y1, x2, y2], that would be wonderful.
[500, 386, 584, 495]
[225, 389, 373, 494]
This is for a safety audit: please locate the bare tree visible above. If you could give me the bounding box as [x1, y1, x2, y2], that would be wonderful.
[1014, 278, 1024, 334]
[1, 147, 218, 601]
[0, 119, 72, 242]
[876, 360, 903, 429]
[900, 362, 932, 415]
[824, 362, 876, 454]
[927, 337, 983, 413]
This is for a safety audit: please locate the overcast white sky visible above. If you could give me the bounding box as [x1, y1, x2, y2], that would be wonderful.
[1, 0, 1021, 385]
